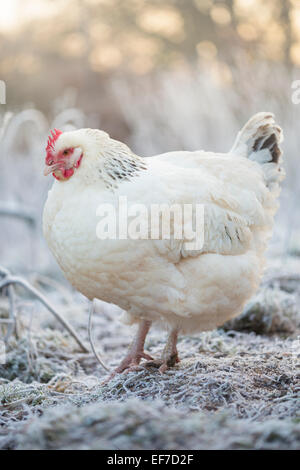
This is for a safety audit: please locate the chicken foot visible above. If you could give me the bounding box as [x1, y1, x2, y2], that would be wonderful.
[145, 328, 180, 373]
[108, 319, 153, 378]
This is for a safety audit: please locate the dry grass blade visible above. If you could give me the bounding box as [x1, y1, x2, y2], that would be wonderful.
[0, 274, 89, 353]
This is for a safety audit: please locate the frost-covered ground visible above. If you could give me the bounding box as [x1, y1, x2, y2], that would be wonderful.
[0, 68, 300, 449]
[0, 255, 299, 450]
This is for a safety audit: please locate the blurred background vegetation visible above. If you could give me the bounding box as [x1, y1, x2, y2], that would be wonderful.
[0, 0, 300, 270]
[1, 0, 300, 127]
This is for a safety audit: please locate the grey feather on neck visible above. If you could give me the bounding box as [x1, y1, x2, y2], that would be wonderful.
[102, 139, 147, 190]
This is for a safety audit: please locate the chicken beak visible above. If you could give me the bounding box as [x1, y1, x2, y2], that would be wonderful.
[44, 166, 53, 176]
[44, 163, 61, 176]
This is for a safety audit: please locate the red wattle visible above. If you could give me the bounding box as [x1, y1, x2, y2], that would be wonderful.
[63, 168, 74, 178]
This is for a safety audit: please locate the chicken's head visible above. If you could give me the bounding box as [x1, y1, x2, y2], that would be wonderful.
[44, 127, 146, 186]
[44, 129, 84, 181]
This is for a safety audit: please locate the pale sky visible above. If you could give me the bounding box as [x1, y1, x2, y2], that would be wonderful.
[0, 0, 20, 31]
[0, 0, 59, 32]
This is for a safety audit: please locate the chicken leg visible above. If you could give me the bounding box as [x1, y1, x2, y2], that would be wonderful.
[109, 319, 153, 378]
[145, 328, 180, 373]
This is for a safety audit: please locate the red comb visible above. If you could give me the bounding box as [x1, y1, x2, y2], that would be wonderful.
[46, 128, 62, 153]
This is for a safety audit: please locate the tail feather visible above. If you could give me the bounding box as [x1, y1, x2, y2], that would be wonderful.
[230, 112, 284, 189]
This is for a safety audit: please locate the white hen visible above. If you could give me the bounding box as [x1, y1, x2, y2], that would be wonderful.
[43, 113, 284, 374]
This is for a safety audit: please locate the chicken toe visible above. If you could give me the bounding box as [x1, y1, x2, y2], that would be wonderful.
[144, 329, 180, 373]
[105, 320, 152, 381]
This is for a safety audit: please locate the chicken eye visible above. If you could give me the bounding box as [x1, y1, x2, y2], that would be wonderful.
[63, 149, 69, 156]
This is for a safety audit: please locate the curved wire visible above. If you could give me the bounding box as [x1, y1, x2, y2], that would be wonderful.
[88, 299, 111, 373]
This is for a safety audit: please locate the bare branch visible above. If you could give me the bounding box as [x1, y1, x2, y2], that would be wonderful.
[0, 202, 37, 227]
